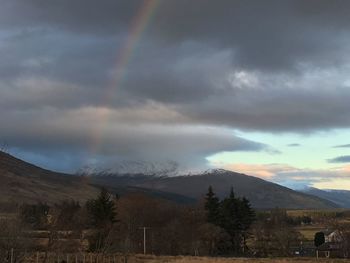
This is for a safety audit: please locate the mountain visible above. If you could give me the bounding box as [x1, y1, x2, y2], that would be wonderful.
[0, 151, 98, 204]
[0, 151, 339, 209]
[90, 169, 339, 209]
[301, 187, 350, 208]
[0, 151, 194, 205]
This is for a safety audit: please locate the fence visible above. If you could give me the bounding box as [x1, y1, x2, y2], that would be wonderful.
[1, 249, 131, 263]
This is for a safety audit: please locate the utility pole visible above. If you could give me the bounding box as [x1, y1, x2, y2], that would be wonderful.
[139, 227, 150, 255]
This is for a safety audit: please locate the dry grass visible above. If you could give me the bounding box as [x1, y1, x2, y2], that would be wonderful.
[287, 209, 349, 217]
[128, 255, 350, 262]
[295, 225, 325, 241]
[21, 253, 350, 262]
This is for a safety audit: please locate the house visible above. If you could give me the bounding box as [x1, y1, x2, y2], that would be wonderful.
[326, 230, 343, 243]
[316, 230, 348, 258]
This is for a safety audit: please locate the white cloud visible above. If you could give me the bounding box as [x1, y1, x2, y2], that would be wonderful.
[228, 70, 259, 89]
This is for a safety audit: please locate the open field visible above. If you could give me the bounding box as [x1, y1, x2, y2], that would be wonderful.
[287, 209, 350, 217]
[18, 254, 350, 263]
[287, 209, 350, 241]
[136, 255, 350, 262]
[295, 225, 325, 240]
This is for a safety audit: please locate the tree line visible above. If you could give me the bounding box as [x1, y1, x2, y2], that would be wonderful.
[0, 186, 258, 258]
[5, 185, 346, 260]
[204, 186, 255, 255]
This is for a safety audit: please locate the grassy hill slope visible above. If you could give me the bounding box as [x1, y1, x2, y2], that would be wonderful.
[91, 170, 338, 209]
[0, 151, 98, 204]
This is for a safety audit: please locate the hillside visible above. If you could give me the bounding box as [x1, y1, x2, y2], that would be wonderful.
[0, 151, 339, 209]
[301, 187, 350, 208]
[91, 170, 339, 209]
[0, 151, 194, 205]
[0, 151, 98, 204]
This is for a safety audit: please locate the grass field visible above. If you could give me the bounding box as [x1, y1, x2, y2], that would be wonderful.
[287, 209, 350, 241]
[115, 255, 350, 262]
[287, 209, 350, 217]
[295, 225, 325, 240]
[20, 254, 350, 263]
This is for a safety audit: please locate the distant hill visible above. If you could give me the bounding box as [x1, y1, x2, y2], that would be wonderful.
[0, 151, 194, 205]
[0, 151, 98, 204]
[91, 169, 339, 209]
[301, 187, 350, 208]
[0, 151, 340, 209]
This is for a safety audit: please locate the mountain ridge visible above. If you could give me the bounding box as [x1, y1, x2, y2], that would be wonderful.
[90, 169, 339, 209]
[0, 151, 98, 204]
[301, 187, 350, 208]
[0, 151, 340, 209]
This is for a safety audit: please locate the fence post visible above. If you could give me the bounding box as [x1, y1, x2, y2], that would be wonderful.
[36, 252, 39, 263]
[67, 253, 69, 263]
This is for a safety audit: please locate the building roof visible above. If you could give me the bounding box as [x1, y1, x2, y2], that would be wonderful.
[317, 242, 343, 251]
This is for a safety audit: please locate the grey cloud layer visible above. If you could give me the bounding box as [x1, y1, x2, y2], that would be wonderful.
[2, 0, 350, 70]
[1, 1, 350, 170]
[0, 107, 266, 171]
[328, 156, 350, 163]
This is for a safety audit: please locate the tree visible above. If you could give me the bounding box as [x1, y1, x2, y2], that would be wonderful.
[0, 216, 29, 262]
[239, 197, 256, 232]
[86, 187, 117, 228]
[20, 203, 50, 229]
[219, 187, 241, 254]
[198, 223, 231, 256]
[314, 232, 325, 247]
[43, 200, 86, 258]
[86, 188, 118, 252]
[237, 197, 256, 252]
[251, 210, 301, 257]
[204, 187, 256, 255]
[204, 186, 220, 225]
[53, 200, 82, 230]
[301, 215, 312, 225]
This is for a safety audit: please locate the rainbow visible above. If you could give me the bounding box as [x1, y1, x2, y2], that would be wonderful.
[88, 0, 160, 159]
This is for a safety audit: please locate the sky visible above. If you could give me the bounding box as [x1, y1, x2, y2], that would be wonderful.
[1, 0, 350, 189]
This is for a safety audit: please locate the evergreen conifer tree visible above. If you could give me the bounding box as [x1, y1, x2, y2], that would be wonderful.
[204, 185, 256, 255]
[219, 187, 240, 253]
[314, 232, 325, 247]
[204, 186, 220, 225]
[237, 197, 256, 252]
[239, 197, 256, 232]
[86, 187, 117, 228]
[86, 188, 118, 252]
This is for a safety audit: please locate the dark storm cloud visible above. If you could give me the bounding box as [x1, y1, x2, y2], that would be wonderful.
[2, 0, 350, 71]
[178, 84, 350, 132]
[152, 0, 350, 71]
[328, 156, 350, 163]
[2, 0, 350, 170]
[0, 1, 140, 34]
[0, 107, 267, 171]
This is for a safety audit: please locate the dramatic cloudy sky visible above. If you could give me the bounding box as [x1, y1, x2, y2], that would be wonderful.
[2, 0, 350, 189]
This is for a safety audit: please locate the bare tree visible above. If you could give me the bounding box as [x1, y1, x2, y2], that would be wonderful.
[0, 216, 28, 262]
